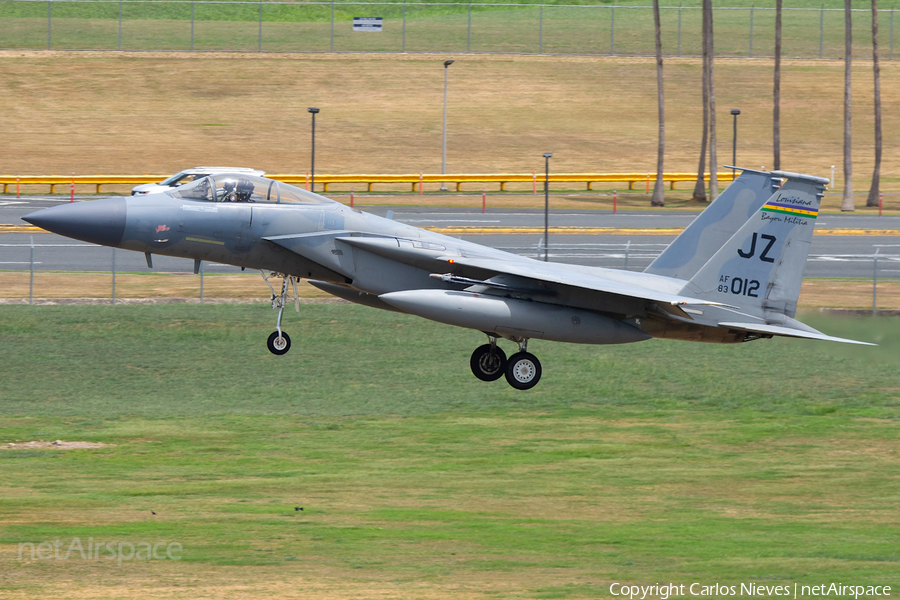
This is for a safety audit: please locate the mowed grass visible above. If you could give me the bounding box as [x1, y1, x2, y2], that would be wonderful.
[0, 304, 898, 598]
[2, 51, 899, 208]
[0, 0, 891, 58]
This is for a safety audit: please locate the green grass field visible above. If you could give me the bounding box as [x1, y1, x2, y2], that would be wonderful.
[1, 304, 898, 598]
[1, 0, 895, 57]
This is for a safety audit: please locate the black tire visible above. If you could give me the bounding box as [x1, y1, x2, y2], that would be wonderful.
[504, 352, 542, 390]
[470, 344, 507, 382]
[267, 331, 291, 355]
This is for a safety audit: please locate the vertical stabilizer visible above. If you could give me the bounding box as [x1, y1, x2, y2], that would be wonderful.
[645, 168, 780, 280]
[680, 171, 827, 322]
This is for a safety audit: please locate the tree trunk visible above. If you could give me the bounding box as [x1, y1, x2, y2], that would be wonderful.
[841, 0, 855, 211]
[867, 0, 882, 207]
[774, 0, 782, 171]
[707, 0, 718, 199]
[651, 0, 665, 207]
[692, 0, 709, 202]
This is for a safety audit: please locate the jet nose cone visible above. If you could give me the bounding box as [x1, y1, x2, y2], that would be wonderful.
[23, 197, 127, 247]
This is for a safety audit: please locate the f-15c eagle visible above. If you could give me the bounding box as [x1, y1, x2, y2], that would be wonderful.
[23, 167, 870, 390]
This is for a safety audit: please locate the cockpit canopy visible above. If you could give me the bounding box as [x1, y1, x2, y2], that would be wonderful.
[167, 174, 332, 205]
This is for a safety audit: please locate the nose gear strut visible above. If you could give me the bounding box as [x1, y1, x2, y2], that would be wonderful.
[261, 270, 299, 355]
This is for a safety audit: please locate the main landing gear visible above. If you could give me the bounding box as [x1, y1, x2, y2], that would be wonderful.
[262, 271, 300, 355]
[469, 336, 542, 390]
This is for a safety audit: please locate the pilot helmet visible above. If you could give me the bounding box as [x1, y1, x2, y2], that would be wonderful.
[221, 178, 238, 201]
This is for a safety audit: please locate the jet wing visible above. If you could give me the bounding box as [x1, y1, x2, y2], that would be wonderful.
[436, 255, 735, 309]
[717, 322, 875, 345]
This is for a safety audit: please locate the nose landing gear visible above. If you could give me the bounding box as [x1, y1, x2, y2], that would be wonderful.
[469, 336, 542, 389]
[262, 271, 299, 355]
[267, 330, 291, 355]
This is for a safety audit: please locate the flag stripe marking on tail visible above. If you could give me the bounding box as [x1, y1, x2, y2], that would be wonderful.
[761, 201, 819, 218]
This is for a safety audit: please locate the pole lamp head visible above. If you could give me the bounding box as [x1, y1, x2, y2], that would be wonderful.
[730, 108, 741, 116]
[444, 60, 455, 68]
[543, 153, 553, 159]
[308, 107, 320, 114]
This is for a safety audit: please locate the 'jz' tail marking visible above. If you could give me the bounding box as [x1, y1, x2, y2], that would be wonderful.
[737, 232, 777, 263]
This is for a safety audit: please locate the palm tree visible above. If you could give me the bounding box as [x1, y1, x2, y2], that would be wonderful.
[774, 0, 782, 171]
[841, 0, 854, 211]
[692, 0, 710, 202]
[651, 0, 665, 207]
[707, 0, 718, 199]
[867, 0, 882, 207]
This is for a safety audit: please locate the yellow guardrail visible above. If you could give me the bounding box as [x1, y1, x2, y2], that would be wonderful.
[0, 172, 738, 195]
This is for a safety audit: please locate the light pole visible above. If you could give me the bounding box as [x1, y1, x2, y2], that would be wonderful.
[730, 108, 741, 179]
[441, 60, 454, 191]
[543, 152, 552, 262]
[308, 107, 319, 191]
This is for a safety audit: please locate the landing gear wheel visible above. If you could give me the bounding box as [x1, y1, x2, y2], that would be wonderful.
[505, 352, 542, 390]
[267, 331, 291, 355]
[470, 344, 508, 382]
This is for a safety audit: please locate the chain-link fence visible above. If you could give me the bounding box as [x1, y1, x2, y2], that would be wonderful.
[0, 1, 895, 58]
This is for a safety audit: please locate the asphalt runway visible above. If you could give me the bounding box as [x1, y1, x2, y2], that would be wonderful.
[1, 196, 898, 279]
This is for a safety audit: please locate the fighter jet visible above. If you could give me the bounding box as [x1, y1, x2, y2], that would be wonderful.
[22, 168, 870, 390]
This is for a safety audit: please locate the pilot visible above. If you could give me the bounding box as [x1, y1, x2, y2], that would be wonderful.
[220, 179, 238, 202]
[235, 179, 254, 202]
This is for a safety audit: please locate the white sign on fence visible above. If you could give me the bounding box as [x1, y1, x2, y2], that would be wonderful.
[353, 17, 383, 32]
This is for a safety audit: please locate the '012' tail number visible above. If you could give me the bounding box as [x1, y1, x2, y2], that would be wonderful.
[718, 275, 760, 297]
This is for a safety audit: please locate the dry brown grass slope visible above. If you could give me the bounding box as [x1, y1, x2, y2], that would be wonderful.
[1, 50, 897, 189]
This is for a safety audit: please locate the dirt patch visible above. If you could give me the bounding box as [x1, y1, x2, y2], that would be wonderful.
[3, 440, 109, 450]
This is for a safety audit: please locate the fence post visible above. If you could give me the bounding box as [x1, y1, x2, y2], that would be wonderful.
[47, 0, 51, 50]
[111, 247, 116, 304]
[258, 1, 262, 52]
[820, 5, 824, 58]
[190, 1, 194, 52]
[118, 0, 122, 50]
[872, 248, 879, 316]
[610, 6, 614, 55]
[677, 5, 682, 57]
[749, 6, 754, 57]
[467, 3, 472, 53]
[402, 1, 406, 52]
[538, 4, 543, 54]
[29, 235, 34, 305]
[330, 0, 335, 52]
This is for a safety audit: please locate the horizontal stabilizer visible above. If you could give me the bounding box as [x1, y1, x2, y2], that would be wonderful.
[717, 322, 875, 345]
